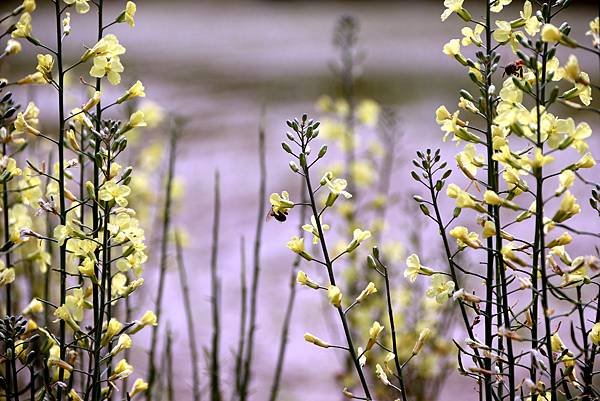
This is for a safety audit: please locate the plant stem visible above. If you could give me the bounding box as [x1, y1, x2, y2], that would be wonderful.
[240, 110, 266, 401]
[55, 1, 67, 399]
[234, 237, 247, 399]
[175, 231, 201, 401]
[91, 2, 104, 400]
[209, 171, 222, 401]
[146, 119, 178, 400]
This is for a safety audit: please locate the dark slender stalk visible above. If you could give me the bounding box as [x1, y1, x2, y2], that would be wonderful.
[175, 231, 201, 401]
[146, 120, 178, 400]
[91, 2, 104, 400]
[268, 182, 307, 401]
[240, 110, 266, 401]
[209, 171, 222, 401]
[533, 14, 557, 399]
[2, 143, 11, 318]
[483, 2, 514, 398]
[166, 328, 174, 401]
[54, 1, 68, 399]
[234, 237, 247, 399]
[380, 259, 408, 401]
[296, 119, 372, 399]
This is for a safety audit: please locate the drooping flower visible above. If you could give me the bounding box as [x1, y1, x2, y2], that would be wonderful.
[63, 0, 90, 14]
[286, 236, 312, 261]
[345, 228, 371, 253]
[356, 282, 377, 303]
[327, 285, 343, 308]
[404, 253, 434, 283]
[12, 13, 32, 38]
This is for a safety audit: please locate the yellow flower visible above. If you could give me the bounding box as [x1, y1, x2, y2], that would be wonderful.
[404, 253, 434, 283]
[82, 91, 101, 112]
[129, 378, 148, 398]
[456, 144, 484, 178]
[117, 80, 146, 104]
[546, 232, 572, 248]
[441, 0, 470, 22]
[36, 54, 54, 82]
[356, 99, 380, 127]
[286, 236, 312, 261]
[81, 34, 126, 62]
[12, 13, 32, 38]
[270, 191, 294, 215]
[345, 228, 371, 252]
[14, 112, 40, 136]
[555, 170, 575, 195]
[322, 172, 352, 206]
[119, 1, 137, 27]
[375, 364, 390, 386]
[65, 288, 92, 322]
[461, 24, 483, 46]
[350, 160, 375, 187]
[110, 334, 133, 356]
[22, 0, 36, 12]
[304, 333, 330, 348]
[412, 328, 431, 355]
[449, 226, 482, 249]
[426, 274, 455, 304]
[90, 56, 124, 85]
[446, 184, 485, 212]
[520, 1, 541, 36]
[557, 118, 591, 154]
[63, 0, 90, 14]
[552, 191, 580, 223]
[109, 359, 133, 381]
[98, 179, 131, 207]
[296, 271, 319, 289]
[22, 298, 43, 314]
[68, 389, 83, 401]
[493, 21, 522, 52]
[119, 111, 147, 134]
[573, 153, 596, 170]
[366, 321, 384, 351]
[525, 148, 554, 170]
[4, 39, 22, 55]
[302, 215, 328, 244]
[54, 305, 80, 331]
[541, 24, 562, 43]
[490, 0, 511, 13]
[327, 285, 343, 308]
[0, 268, 15, 287]
[443, 39, 467, 64]
[590, 323, 600, 346]
[356, 282, 377, 303]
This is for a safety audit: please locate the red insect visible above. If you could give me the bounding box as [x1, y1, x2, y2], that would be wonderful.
[503, 60, 525, 78]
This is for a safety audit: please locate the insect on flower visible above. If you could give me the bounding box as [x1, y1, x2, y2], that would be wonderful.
[502, 60, 525, 78]
[266, 206, 288, 222]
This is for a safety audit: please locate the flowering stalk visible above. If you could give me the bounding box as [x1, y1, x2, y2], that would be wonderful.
[276, 114, 373, 400]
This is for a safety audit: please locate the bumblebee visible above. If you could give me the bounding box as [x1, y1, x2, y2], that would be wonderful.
[267, 207, 288, 222]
